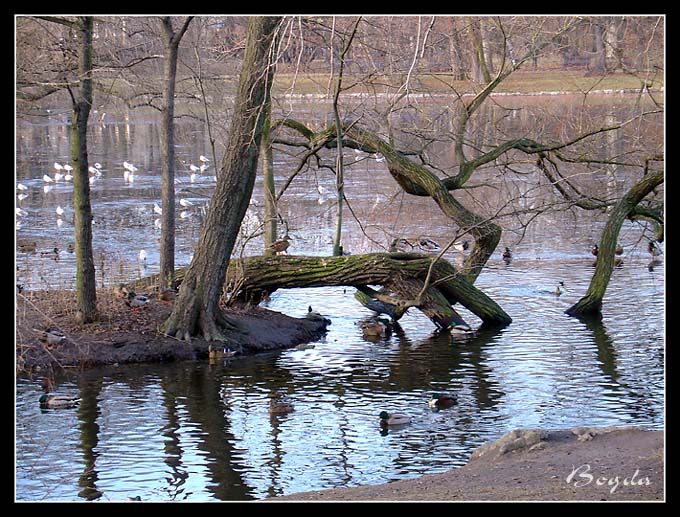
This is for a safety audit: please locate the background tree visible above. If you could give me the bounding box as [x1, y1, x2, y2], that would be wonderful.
[159, 16, 193, 291]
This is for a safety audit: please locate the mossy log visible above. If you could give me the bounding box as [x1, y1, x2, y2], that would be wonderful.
[158, 252, 511, 329]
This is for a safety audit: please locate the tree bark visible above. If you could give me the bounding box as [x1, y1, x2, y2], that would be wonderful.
[162, 16, 281, 343]
[71, 16, 97, 324]
[220, 253, 511, 328]
[566, 170, 664, 318]
[159, 16, 193, 290]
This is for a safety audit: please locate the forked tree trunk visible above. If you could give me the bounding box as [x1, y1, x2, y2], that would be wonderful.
[162, 16, 281, 342]
[566, 170, 664, 318]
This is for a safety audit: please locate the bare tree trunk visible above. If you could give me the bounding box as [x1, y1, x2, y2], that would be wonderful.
[162, 16, 281, 343]
[71, 16, 97, 324]
[261, 94, 277, 255]
[159, 16, 193, 290]
[566, 170, 664, 318]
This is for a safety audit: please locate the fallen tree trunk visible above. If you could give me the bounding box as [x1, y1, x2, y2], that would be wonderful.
[154, 252, 510, 329]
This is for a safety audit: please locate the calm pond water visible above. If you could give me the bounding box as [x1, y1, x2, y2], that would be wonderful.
[15, 95, 664, 501]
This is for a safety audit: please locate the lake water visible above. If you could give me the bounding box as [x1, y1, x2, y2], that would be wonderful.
[15, 95, 664, 501]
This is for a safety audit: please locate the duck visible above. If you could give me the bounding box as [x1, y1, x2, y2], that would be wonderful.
[452, 240, 470, 252]
[428, 393, 457, 410]
[269, 398, 295, 415]
[378, 411, 411, 427]
[125, 292, 150, 309]
[113, 283, 131, 299]
[267, 235, 291, 255]
[649, 240, 663, 258]
[418, 238, 441, 253]
[39, 394, 80, 408]
[37, 328, 66, 346]
[295, 343, 315, 351]
[357, 319, 389, 338]
[591, 244, 599, 257]
[158, 288, 177, 303]
[208, 345, 237, 359]
[449, 323, 474, 335]
[18, 241, 37, 253]
[615, 244, 624, 255]
[502, 246, 512, 263]
[555, 281, 566, 296]
[389, 238, 414, 253]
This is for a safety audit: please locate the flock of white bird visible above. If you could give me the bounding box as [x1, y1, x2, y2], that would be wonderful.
[16, 154, 214, 254]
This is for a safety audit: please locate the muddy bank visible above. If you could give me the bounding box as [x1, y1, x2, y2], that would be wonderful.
[15, 289, 329, 373]
[268, 426, 664, 502]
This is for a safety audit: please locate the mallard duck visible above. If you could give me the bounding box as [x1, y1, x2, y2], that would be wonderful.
[269, 398, 294, 415]
[208, 345, 237, 359]
[158, 288, 177, 303]
[615, 244, 624, 255]
[18, 241, 37, 253]
[389, 238, 414, 253]
[378, 411, 411, 427]
[502, 247, 512, 263]
[39, 394, 80, 408]
[428, 393, 457, 410]
[268, 235, 291, 255]
[38, 328, 66, 346]
[418, 238, 441, 253]
[649, 240, 663, 258]
[113, 283, 130, 299]
[452, 240, 470, 252]
[358, 319, 389, 338]
[555, 281, 566, 296]
[449, 323, 473, 335]
[295, 343, 315, 351]
[125, 292, 150, 309]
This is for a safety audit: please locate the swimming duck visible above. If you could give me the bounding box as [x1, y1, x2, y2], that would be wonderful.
[502, 247, 512, 263]
[295, 343, 315, 351]
[555, 281, 566, 296]
[378, 411, 411, 427]
[449, 323, 473, 335]
[18, 241, 37, 253]
[615, 244, 624, 255]
[591, 245, 599, 257]
[428, 393, 457, 410]
[649, 241, 663, 258]
[358, 319, 389, 338]
[269, 398, 295, 415]
[418, 238, 441, 253]
[268, 235, 291, 255]
[208, 345, 237, 359]
[39, 394, 80, 408]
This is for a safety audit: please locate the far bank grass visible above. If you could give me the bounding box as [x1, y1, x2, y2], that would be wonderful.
[271, 69, 663, 96]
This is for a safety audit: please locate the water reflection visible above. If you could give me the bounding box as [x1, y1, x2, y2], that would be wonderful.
[16, 96, 663, 501]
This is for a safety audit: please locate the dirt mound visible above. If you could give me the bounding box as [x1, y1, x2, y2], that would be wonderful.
[15, 288, 329, 374]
